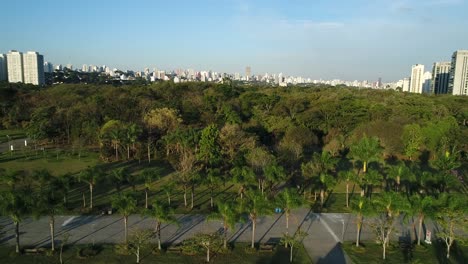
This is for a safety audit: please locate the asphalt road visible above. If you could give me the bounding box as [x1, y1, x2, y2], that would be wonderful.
[0, 209, 442, 263]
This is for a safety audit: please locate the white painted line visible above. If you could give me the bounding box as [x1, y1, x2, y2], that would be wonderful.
[62, 216, 76, 227]
[318, 215, 340, 242]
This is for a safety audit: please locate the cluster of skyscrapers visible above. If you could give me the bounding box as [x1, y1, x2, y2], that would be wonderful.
[401, 50, 468, 95]
[0, 50, 45, 85]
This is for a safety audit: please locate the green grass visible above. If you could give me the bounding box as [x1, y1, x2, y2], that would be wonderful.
[343, 240, 468, 264]
[0, 243, 312, 264]
[0, 129, 26, 143]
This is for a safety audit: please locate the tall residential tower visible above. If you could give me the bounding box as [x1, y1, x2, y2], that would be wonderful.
[23, 51, 45, 85]
[431, 62, 451, 94]
[0, 54, 7, 81]
[448, 50, 468, 95]
[7, 50, 24, 83]
[409, 64, 424, 93]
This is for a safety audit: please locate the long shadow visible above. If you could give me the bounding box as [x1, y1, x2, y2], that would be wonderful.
[230, 221, 251, 243]
[165, 214, 205, 245]
[257, 214, 283, 244]
[317, 242, 347, 264]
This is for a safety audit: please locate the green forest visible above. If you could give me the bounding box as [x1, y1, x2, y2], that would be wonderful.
[0, 81, 467, 262]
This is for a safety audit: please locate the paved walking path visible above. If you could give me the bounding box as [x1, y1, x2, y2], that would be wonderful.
[0, 209, 439, 263]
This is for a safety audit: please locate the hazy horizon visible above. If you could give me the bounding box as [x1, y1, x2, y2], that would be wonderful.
[2, 0, 467, 81]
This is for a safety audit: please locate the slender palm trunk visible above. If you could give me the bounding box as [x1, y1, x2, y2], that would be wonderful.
[191, 186, 194, 209]
[89, 184, 93, 209]
[145, 189, 149, 209]
[136, 247, 140, 263]
[251, 217, 256, 248]
[290, 245, 293, 263]
[15, 221, 20, 253]
[147, 140, 151, 163]
[286, 212, 290, 229]
[363, 161, 367, 173]
[223, 224, 228, 249]
[383, 241, 386, 260]
[156, 221, 162, 250]
[183, 188, 187, 207]
[356, 216, 362, 247]
[127, 144, 130, 160]
[115, 144, 118, 161]
[210, 196, 214, 208]
[346, 182, 349, 207]
[124, 216, 128, 244]
[320, 189, 324, 206]
[50, 216, 55, 251]
[167, 193, 171, 205]
[82, 192, 86, 208]
[417, 215, 424, 246]
[207, 247, 210, 262]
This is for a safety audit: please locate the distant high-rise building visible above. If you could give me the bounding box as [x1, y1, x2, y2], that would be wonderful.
[409, 64, 424, 93]
[7, 50, 24, 83]
[245, 66, 251, 80]
[431, 62, 451, 94]
[0, 54, 7, 81]
[402, 77, 410, 92]
[44, 62, 53, 73]
[422, 71, 432, 93]
[377, 77, 382, 88]
[23, 51, 45, 85]
[448, 50, 468, 95]
[82, 64, 89, 72]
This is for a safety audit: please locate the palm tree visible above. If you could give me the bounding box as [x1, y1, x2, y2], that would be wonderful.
[0, 190, 31, 253]
[125, 123, 141, 160]
[301, 151, 338, 201]
[161, 182, 175, 205]
[350, 196, 371, 247]
[78, 166, 102, 209]
[245, 190, 272, 248]
[276, 188, 304, 230]
[338, 170, 355, 207]
[318, 173, 336, 206]
[33, 188, 64, 251]
[408, 194, 435, 246]
[280, 229, 308, 263]
[231, 166, 256, 199]
[140, 168, 160, 209]
[52, 173, 74, 208]
[208, 200, 239, 249]
[109, 129, 123, 161]
[145, 201, 176, 250]
[347, 136, 382, 173]
[386, 162, 409, 192]
[204, 169, 222, 208]
[112, 192, 138, 244]
[362, 169, 383, 198]
[108, 168, 127, 193]
[32, 169, 52, 192]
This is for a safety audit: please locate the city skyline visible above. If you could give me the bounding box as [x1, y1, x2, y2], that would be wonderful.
[1, 0, 468, 81]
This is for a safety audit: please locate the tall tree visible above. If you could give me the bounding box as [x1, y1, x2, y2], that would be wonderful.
[347, 136, 382, 173]
[276, 188, 304, 230]
[145, 201, 176, 250]
[0, 190, 32, 253]
[127, 229, 152, 264]
[408, 194, 436, 246]
[33, 188, 64, 251]
[280, 229, 308, 263]
[125, 123, 141, 160]
[140, 168, 160, 209]
[78, 166, 103, 209]
[112, 192, 137, 244]
[245, 190, 272, 248]
[208, 200, 240, 249]
[204, 168, 222, 208]
[351, 196, 371, 247]
[338, 170, 355, 207]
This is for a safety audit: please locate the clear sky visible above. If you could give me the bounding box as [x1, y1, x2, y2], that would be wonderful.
[2, 0, 467, 81]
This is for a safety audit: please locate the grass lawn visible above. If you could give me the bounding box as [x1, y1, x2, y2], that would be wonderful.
[343, 240, 468, 264]
[0, 243, 312, 264]
[0, 129, 26, 143]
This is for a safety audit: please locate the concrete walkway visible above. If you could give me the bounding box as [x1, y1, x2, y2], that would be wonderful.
[0, 209, 437, 263]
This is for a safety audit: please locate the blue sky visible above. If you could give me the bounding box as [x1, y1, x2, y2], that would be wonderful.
[2, 0, 467, 81]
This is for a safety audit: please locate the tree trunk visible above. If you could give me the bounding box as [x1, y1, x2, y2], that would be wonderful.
[89, 184, 93, 209]
[50, 216, 55, 251]
[15, 221, 20, 253]
[145, 189, 148, 209]
[320, 189, 324, 206]
[251, 219, 256, 248]
[167, 193, 171, 205]
[191, 187, 194, 209]
[82, 192, 86, 208]
[290, 245, 293, 263]
[210, 196, 213, 208]
[127, 144, 130, 160]
[183, 189, 187, 207]
[224, 224, 228, 249]
[136, 247, 140, 263]
[115, 144, 118, 161]
[147, 140, 151, 164]
[207, 247, 210, 262]
[346, 182, 349, 208]
[383, 241, 386, 260]
[363, 161, 367, 173]
[124, 216, 128, 244]
[356, 219, 361, 247]
[286, 212, 289, 229]
[157, 222, 162, 250]
[314, 191, 317, 201]
[417, 216, 423, 246]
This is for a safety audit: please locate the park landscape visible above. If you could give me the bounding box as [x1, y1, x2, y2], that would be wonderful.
[0, 81, 467, 263]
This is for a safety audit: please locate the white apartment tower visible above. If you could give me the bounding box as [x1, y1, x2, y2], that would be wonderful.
[0, 54, 7, 81]
[449, 50, 468, 95]
[7, 50, 24, 83]
[23, 51, 45, 85]
[409, 64, 424, 93]
[431, 62, 451, 94]
[402, 77, 410, 92]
